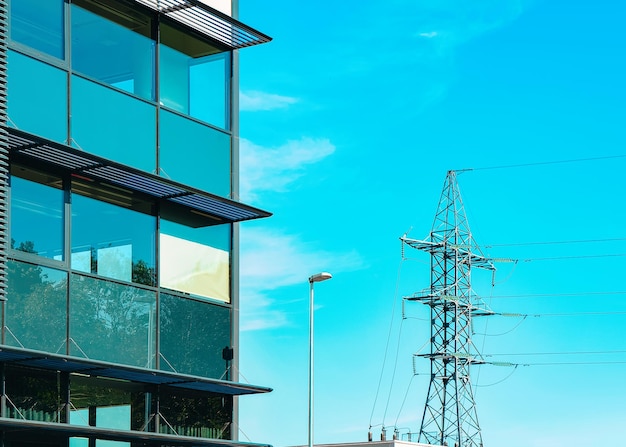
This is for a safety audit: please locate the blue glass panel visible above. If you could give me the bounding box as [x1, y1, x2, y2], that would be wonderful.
[159, 23, 229, 129]
[159, 110, 231, 196]
[161, 220, 231, 251]
[159, 294, 230, 378]
[189, 54, 229, 129]
[70, 274, 156, 368]
[71, 75, 156, 173]
[71, 191, 156, 286]
[5, 261, 67, 353]
[10, 173, 64, 260]
[10, 0, 64, 59]
[160, 46, 229, 129]
[71, 2, 155, 100]
[7, 50, 68, 143]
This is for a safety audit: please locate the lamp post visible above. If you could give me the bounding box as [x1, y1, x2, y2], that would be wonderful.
[308, 272, 332, 447]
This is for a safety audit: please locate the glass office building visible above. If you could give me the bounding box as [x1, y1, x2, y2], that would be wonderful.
[0, 1, 272, 446]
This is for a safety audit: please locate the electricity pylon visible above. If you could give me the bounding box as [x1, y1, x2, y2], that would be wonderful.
[402, 170, 494, 447]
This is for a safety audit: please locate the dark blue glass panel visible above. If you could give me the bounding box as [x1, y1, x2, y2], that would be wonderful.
[10, 173, 64, 260]
[10, 0, 64, 59]
[159, 294, 230, 378]
[5, 366, 61, 422]
[159, 390, 232, 438]
[71, 75, 156, 173]
[7, 50, 68, 143]
[5, 261, 68, 353]
[69, 274, 156, 368]
[159, 110, 231, 196]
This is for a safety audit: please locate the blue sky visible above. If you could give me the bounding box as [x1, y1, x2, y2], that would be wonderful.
[234, 1, 626, 446]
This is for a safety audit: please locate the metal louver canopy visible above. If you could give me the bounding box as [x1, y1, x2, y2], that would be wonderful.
[8, 128, 272, 227]
[0, 345, 272, 396]
[133, 0, 272, 49]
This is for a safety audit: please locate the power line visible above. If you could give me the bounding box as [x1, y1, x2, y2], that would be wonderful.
[484, 291, 626, 299]
[507, 361, 626, 366]
[460, 154, 626, 172]
[522, 253, 626, 262]
[486, 350, 626, 357]
[485, 237, 626, 248]
[495, 311, 626, 318]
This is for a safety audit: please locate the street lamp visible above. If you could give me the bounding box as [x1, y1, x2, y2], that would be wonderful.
[308, 272, 332, 447]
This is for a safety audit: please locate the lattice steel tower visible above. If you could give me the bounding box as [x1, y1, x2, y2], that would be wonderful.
[402, 170, 494, 447]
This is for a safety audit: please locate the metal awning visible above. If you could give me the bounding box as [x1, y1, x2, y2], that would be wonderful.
[0, 418, 272, 447]
[133, 0, 272, 50]
[8, 128, 272, 227]
[0, 345, 272, 396]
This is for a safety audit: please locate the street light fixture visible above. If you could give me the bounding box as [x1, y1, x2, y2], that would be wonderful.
[308, 272, 332, 447]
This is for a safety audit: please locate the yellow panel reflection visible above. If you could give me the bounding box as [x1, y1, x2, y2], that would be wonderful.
[160, 233, 229, 302]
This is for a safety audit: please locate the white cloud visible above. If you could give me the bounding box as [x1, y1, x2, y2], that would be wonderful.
[239, 137, 335, 201]
[239, 227, 365, 332]
[240, 90, 298, 111]
[418, 31, 439, 38]
[414, 0, 529, 48]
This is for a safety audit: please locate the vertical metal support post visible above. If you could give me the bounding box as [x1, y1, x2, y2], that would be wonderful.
[308, 280, 315, 447]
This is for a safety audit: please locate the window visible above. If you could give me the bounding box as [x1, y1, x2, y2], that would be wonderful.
[10, 167, 64, 260]
[7, 50, 68, 143]
[71, 0, 155, 100]
[69, 274, 156, 368]
[159, 294, 230, 378]
[160, 23, 230, 129]
[4, 366, 61, 423]
[159, 109, 231, 196]
[70, 75, 157, 173]
[5, 261, 68, 353]
[160, 220, 231, 302]
[9, 0, 65, 59]
[71, 182, 156, 286]
[159, 388, 232, 439]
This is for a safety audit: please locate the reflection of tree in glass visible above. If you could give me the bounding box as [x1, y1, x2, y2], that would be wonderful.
[6, 258, 67, 353]
[5, 366, 61, 423]
[70, 275, 156, 368]
[132, 259, 156, 286]
[70, 375, 146, 431]
[159, 389, 232, 439]
[159, 294, 230, 379]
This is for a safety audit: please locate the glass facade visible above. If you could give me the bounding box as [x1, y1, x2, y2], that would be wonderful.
[9, 0, 233, 176]
[3, 0, 271, 445]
